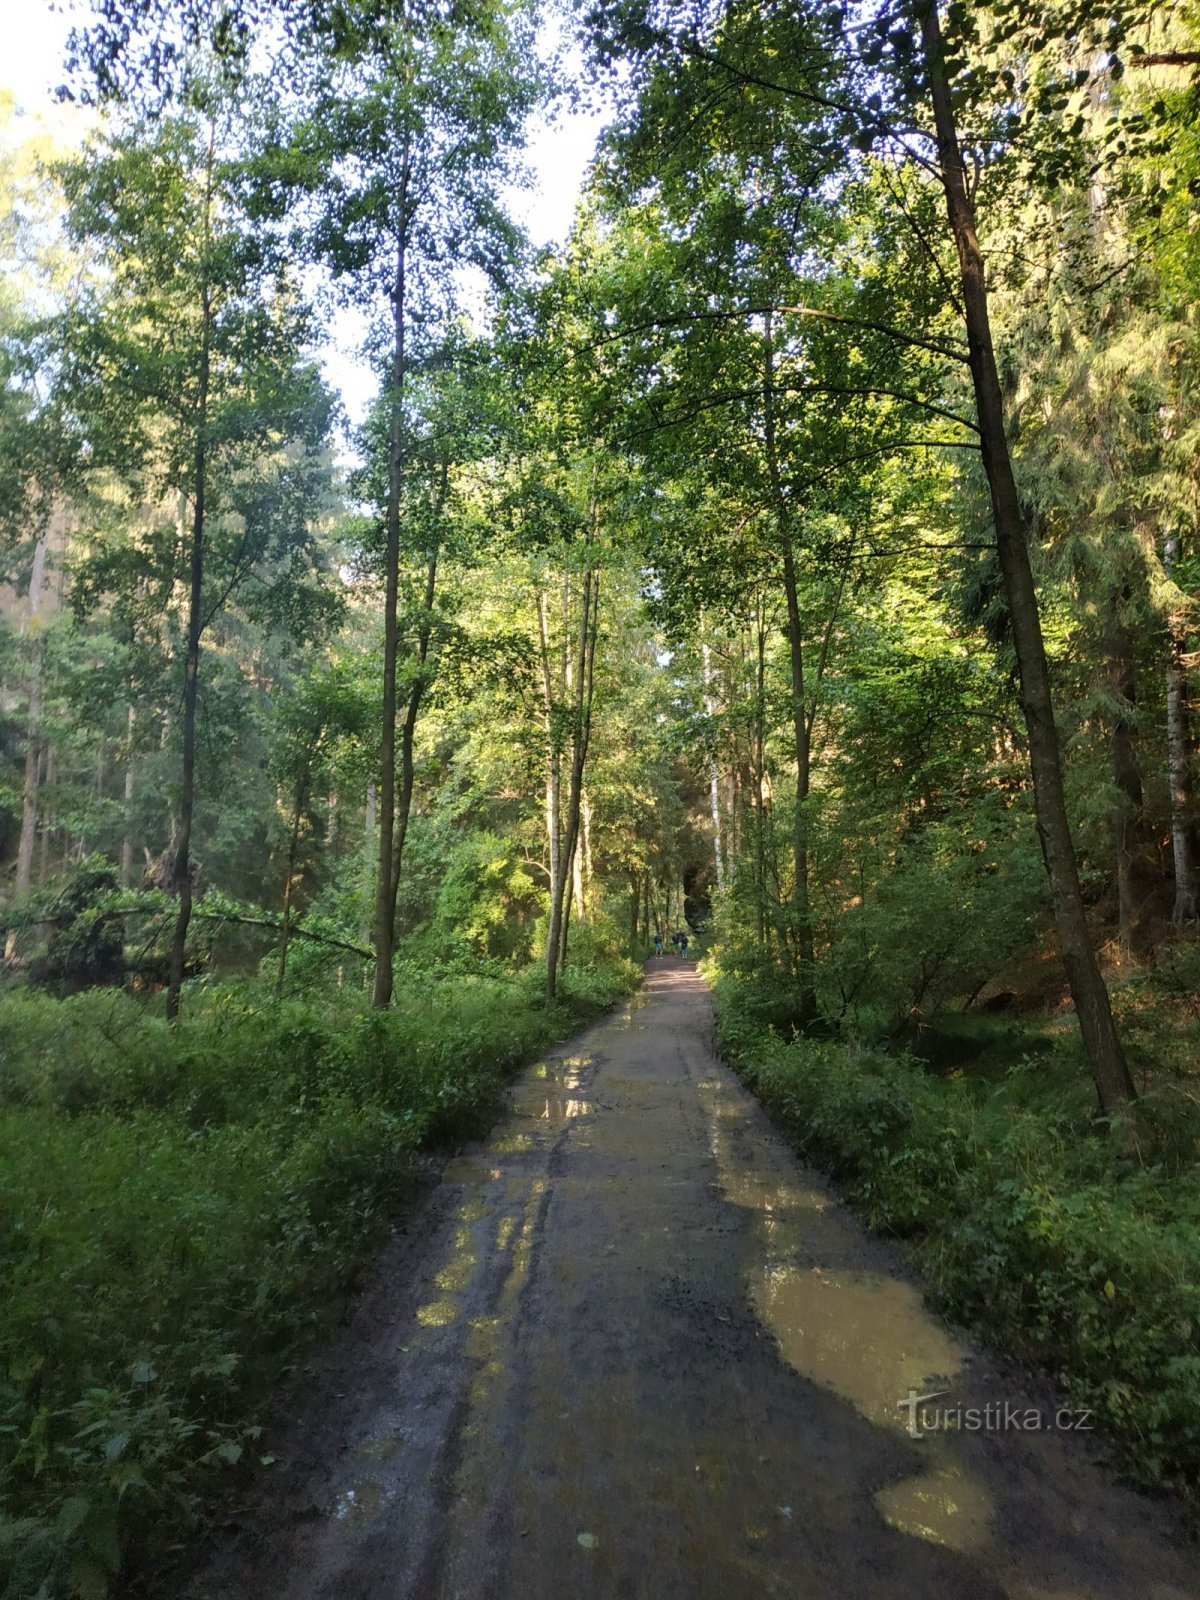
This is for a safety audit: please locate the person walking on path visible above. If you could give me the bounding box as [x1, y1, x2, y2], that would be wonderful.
[653, 933, 664, 958]
[680, 931, 689, 960]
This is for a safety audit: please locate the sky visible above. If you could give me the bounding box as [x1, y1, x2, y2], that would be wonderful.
[5, 2, 611, 427]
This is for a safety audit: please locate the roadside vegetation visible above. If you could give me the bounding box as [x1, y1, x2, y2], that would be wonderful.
[710, 952, 1200, 1508]
[5, 0, 1200, 1591]
[0, 953, 636, 1597]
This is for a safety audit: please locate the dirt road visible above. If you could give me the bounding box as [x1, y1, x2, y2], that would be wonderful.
[200, 963, 1196, 1600]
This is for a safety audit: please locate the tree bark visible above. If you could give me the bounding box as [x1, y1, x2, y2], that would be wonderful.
[373, 144, 412, 1010]
[4, 530, 49, 962]
[536, 587, 562, 928]
[702, 638, 726, 894]
[1163, 532, 1199, 920]
[918, 0, 1134, 1109]
[120, 705, 136, 886]
[390, 538, 440, 910]
[167, 128, 216, 1022]
[546, 561, 600, 997]
[763, 319, 817, 1017]
[13, 530, 48, 897]
[276, 786, 306, 998]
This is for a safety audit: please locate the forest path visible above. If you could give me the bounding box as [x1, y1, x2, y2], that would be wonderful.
[200, 963, 1194, 1600]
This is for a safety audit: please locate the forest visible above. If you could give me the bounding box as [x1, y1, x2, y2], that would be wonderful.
[2, 0, 1200, 1594]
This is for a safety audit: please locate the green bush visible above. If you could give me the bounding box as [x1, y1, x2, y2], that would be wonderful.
[0, 957, 637, 1598]
[713, 968, 1200, 1505]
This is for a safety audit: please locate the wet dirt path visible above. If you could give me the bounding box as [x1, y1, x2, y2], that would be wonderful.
[200, 963, 1196, 1600]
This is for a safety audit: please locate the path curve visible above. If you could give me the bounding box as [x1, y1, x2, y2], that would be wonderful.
[200, 963, 1196, 1600]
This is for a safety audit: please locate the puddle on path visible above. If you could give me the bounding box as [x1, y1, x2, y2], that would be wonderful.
[513, 1055, 593, 1129]
[753, 1266, 964, 1427]
[416, 1299, 458, 1328]
[443, 1157, 504, 1186]
[874, 1460, 993, 1554]
[697, 1076, 832, 1217]
[696, 1067, 994, 1558]
[333, 1480, 383, 1524]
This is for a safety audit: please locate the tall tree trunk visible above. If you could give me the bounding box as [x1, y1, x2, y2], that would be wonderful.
[167, 131, 215, 1023]
[572, 788, 591, 924]
[390, 539, 439, 911]
[546, 563, 600, 998]
[38, 749, 53, 887]
[120, 705, 136, 885]
[13, 530, 48, 897]
[536, 588, 562, 928]
[277, 789, 306, 998]
[1163, 532, 1199, 920]
[754, 611, 768, 949]
[361, 779, 377, 965]
[702, 638, 726, 894]
[918, 0, 1134, 1110]
[373, 150, 412, 1010]
[5, 531, 49, 961]
[762, 319, 817, 1017]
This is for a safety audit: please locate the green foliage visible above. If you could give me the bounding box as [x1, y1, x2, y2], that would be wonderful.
[12, 857, 127, 997]
[713, 967, 1200, 1504]
[0, 959, 636, 1597]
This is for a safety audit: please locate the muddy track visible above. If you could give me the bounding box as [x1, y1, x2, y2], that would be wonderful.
[196, 963, 1196, 1600]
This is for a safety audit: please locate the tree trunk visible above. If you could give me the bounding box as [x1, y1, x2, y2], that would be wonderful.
[702, 638, 726, 894]
[167, 134, 215, 1022]
[120, 705, 136, 885]
[390, 538, 439, 919]
[4, 531, 49, 961]
[1163, 532, 1199, 920]
[546, 563, 600, 998]
[754, 612, 768, 949]
[918, 0, 1134, 1109]
[277, 788, 306, 998]
[373, 148, 412, 1010]
[573, 788, 591, 924]
[13, 530, 48, 897]
[536, 587, 562, 928]
[763, 319, 817, 1017]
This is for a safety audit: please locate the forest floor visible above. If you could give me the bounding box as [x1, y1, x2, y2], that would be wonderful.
[192, 962, 1196, 1600]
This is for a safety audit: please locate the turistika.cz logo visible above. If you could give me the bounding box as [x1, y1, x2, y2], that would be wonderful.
[896, 1389, 1094, 1440]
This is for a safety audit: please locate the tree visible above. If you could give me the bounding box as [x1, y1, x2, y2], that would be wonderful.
[250, 0, 543, 1007]
[60, 96, 336, 1015]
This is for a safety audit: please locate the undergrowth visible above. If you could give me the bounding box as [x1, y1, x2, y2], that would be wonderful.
[0, 957, 637, 1599]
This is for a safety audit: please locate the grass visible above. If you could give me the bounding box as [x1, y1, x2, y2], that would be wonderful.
[0, 956, 638, 1600]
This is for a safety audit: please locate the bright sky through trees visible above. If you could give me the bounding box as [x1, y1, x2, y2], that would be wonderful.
[4, 2, 609, 425]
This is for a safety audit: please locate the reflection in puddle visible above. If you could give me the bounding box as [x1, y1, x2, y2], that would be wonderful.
[697, 1078, 830, 1216]
[334, 1480, 382, 1523]
[875, 1460, 993, 1553]
[490, 1131, 534, 1154]
[444, 1157, 503, 1185]
[513, 1094, 591, 1121]
[754, 1266, 964, 1428]
[516, 1056, 592, 1129]
[416, 1299, 459, 1327]
[436, 1255, 475, 1293]
[697, 1067, 994, 1555]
